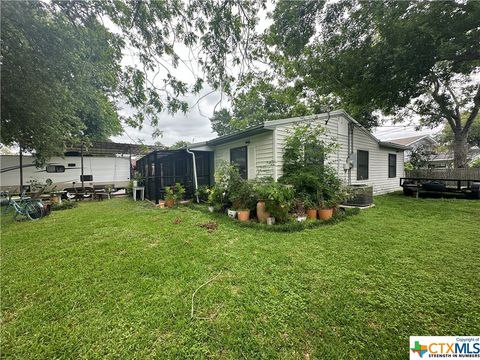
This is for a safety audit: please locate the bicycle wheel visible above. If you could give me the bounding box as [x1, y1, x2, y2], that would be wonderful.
[25, 202, 43, 220]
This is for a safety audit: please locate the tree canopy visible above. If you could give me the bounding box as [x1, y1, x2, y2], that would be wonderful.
[1, 0, 265, 163]
[267, 0, 480, 167]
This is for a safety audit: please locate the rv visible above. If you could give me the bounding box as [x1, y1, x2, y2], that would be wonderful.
[0, 155, 131, 194]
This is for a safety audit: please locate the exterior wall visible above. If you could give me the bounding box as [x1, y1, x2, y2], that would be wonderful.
[207, 113, 405, 195]
[212, 132, 274, 179]
[273, 114, 404, 195]
[350, 130, 404, 194]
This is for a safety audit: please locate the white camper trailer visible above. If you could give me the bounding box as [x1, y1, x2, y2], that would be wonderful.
[0, 155, 131, 193]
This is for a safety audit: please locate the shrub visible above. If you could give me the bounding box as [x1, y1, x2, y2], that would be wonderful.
[165, 182, 186, 203]
[51, 201, 77, 211]
[196, 185, 211, 203]
[230, 180, 255, 211]
[255, 181, 294, 223]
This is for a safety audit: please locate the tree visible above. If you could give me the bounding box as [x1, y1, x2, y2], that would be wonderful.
[1, 1, 122, 164]
[268, 0, 480, 168]
[210, 76, 313, 136]
[407, 144, 437, 170]
[169, 140, 192, 150]
[438, 113, 480, 148]
[1, 0, 265, 163]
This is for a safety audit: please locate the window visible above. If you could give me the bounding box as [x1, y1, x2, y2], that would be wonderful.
[230, 146, 248, 179]
[388, 154, 397, 178]
[357, 150, 369, 180]
[67, 163, 76, 167]
[46, 165, 65, 173]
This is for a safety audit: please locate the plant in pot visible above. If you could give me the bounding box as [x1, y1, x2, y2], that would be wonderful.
[263, 182, 294, 224]
[317, 196, 334, 220]
[230, 180, 254, 222]
[253, 180, 272, 223]
[164, 182, 185, 208]
[304, 196, 318, 220]
[131, 171, 144, 188]
[292, 196, 307, 222]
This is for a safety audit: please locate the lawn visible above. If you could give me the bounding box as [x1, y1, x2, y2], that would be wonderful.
[1, 194, 479, 359]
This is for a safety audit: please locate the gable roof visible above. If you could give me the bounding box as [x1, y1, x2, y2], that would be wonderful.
[190, 109, 409, 150]
[388, 134, 436, 146]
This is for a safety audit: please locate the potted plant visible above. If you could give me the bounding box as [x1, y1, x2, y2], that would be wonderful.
[131, 171, 144, 188]
[305, 196, 317, 220]
[230, 180, 254, 222]
[164, 182, 185, 208]
[164, 186, 175, 208]
[263, 182, 294, 224]
[318, 198, 334, 220]
[293, 197, 307, 222]
[254, 181, 270, 223]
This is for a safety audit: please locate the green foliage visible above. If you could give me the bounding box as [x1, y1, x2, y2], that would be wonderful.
[470, 158, 480, 169]
[229, 180, 255, 211]
[268, 0, 480, 166]
[438, 113, 480, 148]
[50, 201, 77, 211]
[409, 144, 436, 170]
[164, 183, 185, 203]
[196, 185, 211, 203]
[255, 181, 295, 223]
[1, 0, 266, 163]
[169, 141, 192, 150]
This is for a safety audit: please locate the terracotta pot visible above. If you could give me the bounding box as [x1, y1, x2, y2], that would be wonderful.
[165, 198, 175, 208]
[237, 210, 250, 222]
[318, 208, 334, 220]
[306, 208, 318, 220]
[256, 201, 270, 223]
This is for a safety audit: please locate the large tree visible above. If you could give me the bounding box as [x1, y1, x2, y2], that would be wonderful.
[1, 0, 265, 163]
[268, 0, 480, 168]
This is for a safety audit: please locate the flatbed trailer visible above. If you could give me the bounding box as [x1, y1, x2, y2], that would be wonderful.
[400, 177, 480, 199]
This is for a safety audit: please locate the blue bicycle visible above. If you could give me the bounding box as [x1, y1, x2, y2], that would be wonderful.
[1, 191, 45, 221]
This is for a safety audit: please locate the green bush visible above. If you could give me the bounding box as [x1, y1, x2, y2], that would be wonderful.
[51, 201, 78, 211]
[255, 181, 294, 223]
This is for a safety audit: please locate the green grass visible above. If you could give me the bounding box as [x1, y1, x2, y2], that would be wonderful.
[1, 194, 479, 359]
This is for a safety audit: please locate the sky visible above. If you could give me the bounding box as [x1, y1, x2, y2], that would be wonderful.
[110, 2, 440, 147]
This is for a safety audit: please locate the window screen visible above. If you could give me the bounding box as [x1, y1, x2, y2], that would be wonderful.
[46, 165, 65, 173]
[357, 150, 369, 180]
[230, 146, 248, 179]
[388, 154, 397, 178]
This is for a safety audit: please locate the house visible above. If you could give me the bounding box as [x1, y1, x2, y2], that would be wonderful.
[388, 135, 437, 162]
[137, 110, 409, 202]
[426, 148, 480, 169]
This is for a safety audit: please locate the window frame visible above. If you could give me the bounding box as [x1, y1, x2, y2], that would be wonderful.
[388, 153, 397, 178]
[357, 150, 369, 180]
[46, 165, 65, 173]
[230, 146, 248, 179]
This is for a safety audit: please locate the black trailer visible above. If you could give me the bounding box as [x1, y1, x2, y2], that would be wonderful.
[400, 177, 480, 199]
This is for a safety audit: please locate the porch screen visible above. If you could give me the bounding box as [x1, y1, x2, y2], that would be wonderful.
[230, 146, 247, 179]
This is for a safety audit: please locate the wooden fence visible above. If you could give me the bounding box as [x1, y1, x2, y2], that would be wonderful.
[405, 168, 480, 187]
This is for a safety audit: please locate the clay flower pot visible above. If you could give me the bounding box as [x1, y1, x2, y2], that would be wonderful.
[306, 208, 318, 220]
[256, 201, 270, 223]
[237, 210, 250, 222]
[318, 208, 334, 220]
[165, 198, 175, 208]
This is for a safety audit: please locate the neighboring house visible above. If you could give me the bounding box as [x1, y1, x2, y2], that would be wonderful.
[426, 147, 480, 169]
[388, 135, 437, 162]
[138, 110, 409, 202]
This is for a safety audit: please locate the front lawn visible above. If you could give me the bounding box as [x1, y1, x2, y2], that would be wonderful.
[1, 194, 479, 359]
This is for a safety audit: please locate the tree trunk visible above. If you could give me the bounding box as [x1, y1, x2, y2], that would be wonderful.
[453, 132, 468, 168]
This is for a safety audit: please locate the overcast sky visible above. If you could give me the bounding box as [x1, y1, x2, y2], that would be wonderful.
[111, 3, 439, 147]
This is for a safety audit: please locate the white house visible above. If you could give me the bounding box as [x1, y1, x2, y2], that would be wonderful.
[388, 135, 437, 162]
[138, 110, 409, 201]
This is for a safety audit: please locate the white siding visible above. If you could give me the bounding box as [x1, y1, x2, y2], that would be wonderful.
[212, 132, 274, 179]
[272, 114, 404, 195]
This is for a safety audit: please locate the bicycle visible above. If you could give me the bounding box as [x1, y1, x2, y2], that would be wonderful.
[1, 190, 45, 221]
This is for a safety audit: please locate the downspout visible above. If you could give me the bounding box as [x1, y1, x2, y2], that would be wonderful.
[186, 148, 199, 203]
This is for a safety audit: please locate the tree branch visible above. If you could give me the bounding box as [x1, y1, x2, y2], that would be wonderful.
[462, 84, 480, 136]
